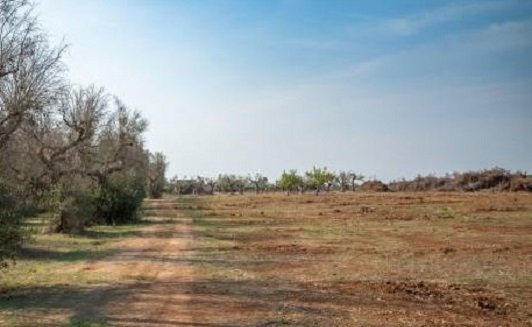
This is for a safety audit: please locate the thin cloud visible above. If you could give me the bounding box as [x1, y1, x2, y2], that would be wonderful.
[382, 1, 517, 36]
[325, 18, 532, 85]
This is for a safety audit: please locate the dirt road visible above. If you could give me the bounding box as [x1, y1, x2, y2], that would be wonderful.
[90, 199, 198, 326]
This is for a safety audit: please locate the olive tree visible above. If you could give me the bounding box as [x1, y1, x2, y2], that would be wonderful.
[0, 1, 161, 272]
[217, 174, 237, 194]
[234, 176, 247, 194]
[350, 172, 364, 191]
[203, 177, 216, 195]
[277, 170, 303, 195]
[0, 0, 66, 262]
[337, 171, 364, 192]
[30, 88, 148, 231]
[146, 152, 167, 199]
[0, 0, 65, 149]
[193, 176, 216, 195]
[305, 167, 336, 194]
[337, 171, 350, 192]
[248, 173, 268, 194]
[28, 87, 106, 232]
[93, 101, 149, 225]
[2, 86, 151, 232]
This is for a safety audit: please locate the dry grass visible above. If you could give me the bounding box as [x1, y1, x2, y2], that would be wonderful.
[187, 192, 532, 326]
[1, 193, 531, 326]
[0, 217, 148, 327]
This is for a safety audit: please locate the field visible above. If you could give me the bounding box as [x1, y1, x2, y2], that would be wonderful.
[1, 192, 531, 326]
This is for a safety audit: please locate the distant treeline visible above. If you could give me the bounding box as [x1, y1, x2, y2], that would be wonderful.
[387, 168, 532, 192]
[169, 167, 532, 196]
[168, 168, 360, 195]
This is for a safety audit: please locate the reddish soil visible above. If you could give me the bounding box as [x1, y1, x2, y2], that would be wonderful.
[15, 192, 530, 326]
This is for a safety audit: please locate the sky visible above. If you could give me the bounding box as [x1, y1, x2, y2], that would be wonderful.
[37, 0, 532, 181]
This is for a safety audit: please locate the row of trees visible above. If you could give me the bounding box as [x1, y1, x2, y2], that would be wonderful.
[0, 0, 167, 267]
[278, 168, 364, 194]
[168, 168, 364, 195]
[168, 167, 532, 197]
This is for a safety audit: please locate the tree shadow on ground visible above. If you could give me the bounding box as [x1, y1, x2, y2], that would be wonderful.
[0, 261, 515, 326]
[0, 284, 127, 326]
[17, 247, 114, 262]
[82, 229, 141, 239]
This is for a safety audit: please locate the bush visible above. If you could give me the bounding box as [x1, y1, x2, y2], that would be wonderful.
[509, 176, 532, 192]
[359, 180, 389, 192]
[388, 168, 531, 192]
[96, 172, 145, 225]
[389, 175, 449, 192]
[0, 184, 25, 269]
[55, 179, 98, 234]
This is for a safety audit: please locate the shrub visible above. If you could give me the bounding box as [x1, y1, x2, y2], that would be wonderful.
[0, 184, 24, 269]
[359, 180, 389, 192]
[388, 168, 531, 192]
[54, 178, 98, 234]
[508, 175, 532, 192]
[389, 175, 449, 192]
[96, 172, 145, 225]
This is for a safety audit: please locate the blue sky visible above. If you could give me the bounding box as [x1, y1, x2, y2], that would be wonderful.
[38, 0, 532, 181]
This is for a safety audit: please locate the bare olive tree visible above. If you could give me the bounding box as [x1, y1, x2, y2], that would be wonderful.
[0, 0, 66, 262]
[337, 171, 350, 192]
[248, 173, 268, 194]
[217, 174, 244, 194]
[146, 152, 167, 199]
[336, 171, 364, 192]
[2, 86, 150, 232]
[0, 1, 159, 270]
[204, 177, 216, 195]
[350, 172, 364, 191]
[0, 0, 65, 149]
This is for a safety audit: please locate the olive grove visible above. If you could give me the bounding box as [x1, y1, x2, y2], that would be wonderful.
[0, 0, 166, 267]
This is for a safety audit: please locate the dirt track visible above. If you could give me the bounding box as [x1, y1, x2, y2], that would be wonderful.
[95, 198, 264, 326]
[98, 199, 196, 326]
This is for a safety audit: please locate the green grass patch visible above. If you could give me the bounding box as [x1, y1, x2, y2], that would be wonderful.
[0, 216, 144, 290]
[0, 215, 147, 327]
